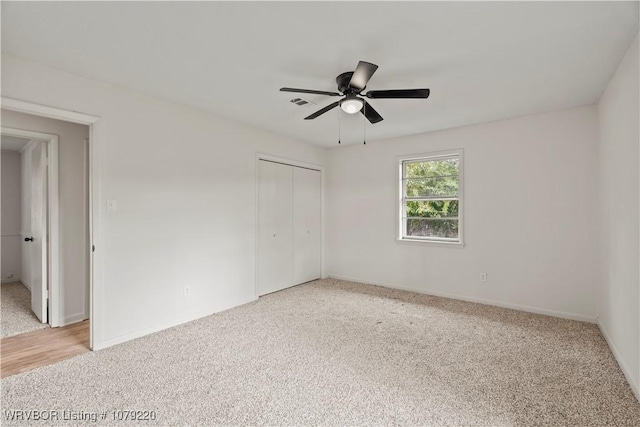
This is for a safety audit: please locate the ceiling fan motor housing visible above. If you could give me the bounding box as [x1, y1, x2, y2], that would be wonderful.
[336, 71, 357, 94]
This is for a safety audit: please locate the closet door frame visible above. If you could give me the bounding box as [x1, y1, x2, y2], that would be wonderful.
[255, 153, 325, 298]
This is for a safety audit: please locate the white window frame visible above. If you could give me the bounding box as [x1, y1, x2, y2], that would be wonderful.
[397, 149, 464, 246]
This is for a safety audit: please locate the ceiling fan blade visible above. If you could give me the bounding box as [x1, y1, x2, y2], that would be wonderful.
[349, 61, 379, 90]
[280, 87, 340, 96]
[361, 100, 383, 124]
[304, 101, 340, 120]
[365, 89, 430, 99]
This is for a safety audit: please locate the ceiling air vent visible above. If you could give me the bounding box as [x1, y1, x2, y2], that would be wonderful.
[289, 97, 315, 107]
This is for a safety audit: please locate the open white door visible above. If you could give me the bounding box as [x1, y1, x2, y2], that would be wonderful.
[29, 142, 48, 323]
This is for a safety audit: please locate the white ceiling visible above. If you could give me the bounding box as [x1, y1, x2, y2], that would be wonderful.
[1, 135, 30, 152]
[1, 2, 638, 147]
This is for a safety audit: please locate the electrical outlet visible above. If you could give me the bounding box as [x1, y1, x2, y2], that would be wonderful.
[6, 273, 14, 279]
[480, 273, 487, 282]
[184, 286, 191, 296]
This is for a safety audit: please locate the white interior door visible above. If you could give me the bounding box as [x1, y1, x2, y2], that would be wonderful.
[258, 160, 293, 296]
[293, 167, 321, 284]
[30, 142, 48, 323]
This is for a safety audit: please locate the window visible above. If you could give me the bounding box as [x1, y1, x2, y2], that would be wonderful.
[398, 150, 463, 244]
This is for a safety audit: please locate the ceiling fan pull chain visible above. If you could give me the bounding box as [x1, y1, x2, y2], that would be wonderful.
[338, 107, 341, 144]
[363, 102, 367, 145]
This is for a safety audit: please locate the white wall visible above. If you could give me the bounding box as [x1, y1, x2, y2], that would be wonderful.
[1, 150, 22, 283]
[2, 111, 91, 325]
[596, 34, 639, 397]
[327, 106, 599, 322]
[1, 54, 326, 349]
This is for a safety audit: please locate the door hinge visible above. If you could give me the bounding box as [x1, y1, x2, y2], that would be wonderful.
[92, 245, 95, 252]
[45, 290, 48, 300]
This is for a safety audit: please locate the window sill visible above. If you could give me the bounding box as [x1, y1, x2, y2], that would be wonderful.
[396, 238, 465, 248]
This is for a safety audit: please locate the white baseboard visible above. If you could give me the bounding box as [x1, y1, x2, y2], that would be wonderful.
[20, 279, 31, 291]
[60, 312, 87, 327]
[1, 277, 20, 284]
[95, 297, 258, 351]
[598, 320, 640, 402]
[327, 274, 597, 324]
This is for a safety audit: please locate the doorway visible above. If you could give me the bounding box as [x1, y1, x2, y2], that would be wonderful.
[1, 96, 101, 353]
[1, 134, 51, 337]
[0, 109, 92, 376]
[1, 130, 60, 331]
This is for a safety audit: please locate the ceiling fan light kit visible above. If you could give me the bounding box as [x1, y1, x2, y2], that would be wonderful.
[280, 60, 430, 144]
[340, 96, 363, 114]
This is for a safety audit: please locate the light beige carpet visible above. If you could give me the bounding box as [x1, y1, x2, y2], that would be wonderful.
[2, 279, 639, 425]
[1, 282, 48, 338]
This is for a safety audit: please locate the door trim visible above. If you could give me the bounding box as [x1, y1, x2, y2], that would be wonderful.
[1, 127, 59, 326]
[2, 96, 102, 350]
[255, 153, 325, 299]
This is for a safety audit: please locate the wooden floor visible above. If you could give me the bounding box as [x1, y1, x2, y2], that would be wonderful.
[1, 320, 90, 378]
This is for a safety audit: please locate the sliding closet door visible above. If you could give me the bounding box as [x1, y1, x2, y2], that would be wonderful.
[293, 167, 321, 284]
[258, 160, 293, 296]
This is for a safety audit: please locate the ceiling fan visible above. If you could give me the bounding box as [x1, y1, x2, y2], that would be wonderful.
[280, 61, 430, 124]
